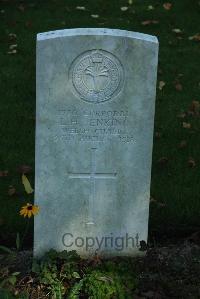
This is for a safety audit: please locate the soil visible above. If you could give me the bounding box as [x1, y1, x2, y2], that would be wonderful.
[0, 239, 200, 298]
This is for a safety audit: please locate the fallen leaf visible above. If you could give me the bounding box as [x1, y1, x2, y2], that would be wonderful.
[155, 132, 162, 139]
[188, 157, 196, 168]
[9, 44, 17, 50]
[8, 185, 16, 196]
[175, 83, 183, 91]
[18, 4, 25, 12]
[189, 100, 200, 115]
[8, 33, 17, 40]
[178, 140, 187, 148]
[141, 20, 151, 25]
[18, 165, 32, 174]
[158, 157, 168, 165]
[91, 254, 103, 265]
[0, 170, 8, 177]
[159, 81, 166, 90]
[182, 122, 191, 129]
[7, 49, 17, 54]
[172, 28, 182, 33]
[76, 6, 86, 10]
[120, 6, 128, 11]
[91, 14, 99, 18]
[22, 174, 34, 194]
[148, 5, 154, 10]
[163, 2, 172, 10]
[25, 21, 32, 28]
[150, 197, 157, 203]
[141, 20, 159, 25]
[188, 231, 200, 245]
[177, 112, 186, 118]
[188, 33, 200, 41]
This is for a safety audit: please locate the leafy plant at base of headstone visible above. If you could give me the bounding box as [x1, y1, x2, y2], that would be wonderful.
[32, 250, 81, 298]
[32, 250, 137, 299]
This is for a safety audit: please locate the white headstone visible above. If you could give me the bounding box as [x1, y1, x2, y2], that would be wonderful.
[34, 28, 158, 257]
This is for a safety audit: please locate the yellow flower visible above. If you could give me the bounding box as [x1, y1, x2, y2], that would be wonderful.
[20, 203, 39, 218]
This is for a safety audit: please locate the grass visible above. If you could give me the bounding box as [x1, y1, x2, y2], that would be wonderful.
[0, 0, 200, 246]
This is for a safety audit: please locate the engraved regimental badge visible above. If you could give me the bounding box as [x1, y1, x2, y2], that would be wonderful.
[70, 50, 124, 103]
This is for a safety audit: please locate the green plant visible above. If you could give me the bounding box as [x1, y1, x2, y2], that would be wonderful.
[0, 289, 28, 299]
[32, 250, 137, 299]
[32, 250, 82, 299]
[0, 271, 20, 289]
[86, 270, 126, 299]
[0, 267, 21, 298]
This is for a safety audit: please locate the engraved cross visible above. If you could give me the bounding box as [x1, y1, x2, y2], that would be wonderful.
[68, 148, 117, 225]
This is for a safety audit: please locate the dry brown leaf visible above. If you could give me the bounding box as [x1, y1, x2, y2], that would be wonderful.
[188, 231, 200, 245]
[18, 165, 32, 174]
[188, 157, 196, 168]
[189, 33, 200, 41]
[178, 140, 187, 148]
[8, 185, 16, 196]
[159, 81, 166, 90]
[25, 21, 32, 28]
[141, 20, 159, 25]
[158, 157, 168, 165]
[175, 83, 183, 91]
[189, 100, 200, 115]
[155, 132, 162, 139]
[18, 4, 25, 11]
[91, 254, 103, 265]
[0, 170, 8, 177]
[150, 197, 157, 203]
[182, 122, 191, 129]
[163, 2, 172, 10]
[141, 20, 151, 25]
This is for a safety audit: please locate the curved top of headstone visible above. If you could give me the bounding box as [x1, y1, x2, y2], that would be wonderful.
[37, 28, 158, 44]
